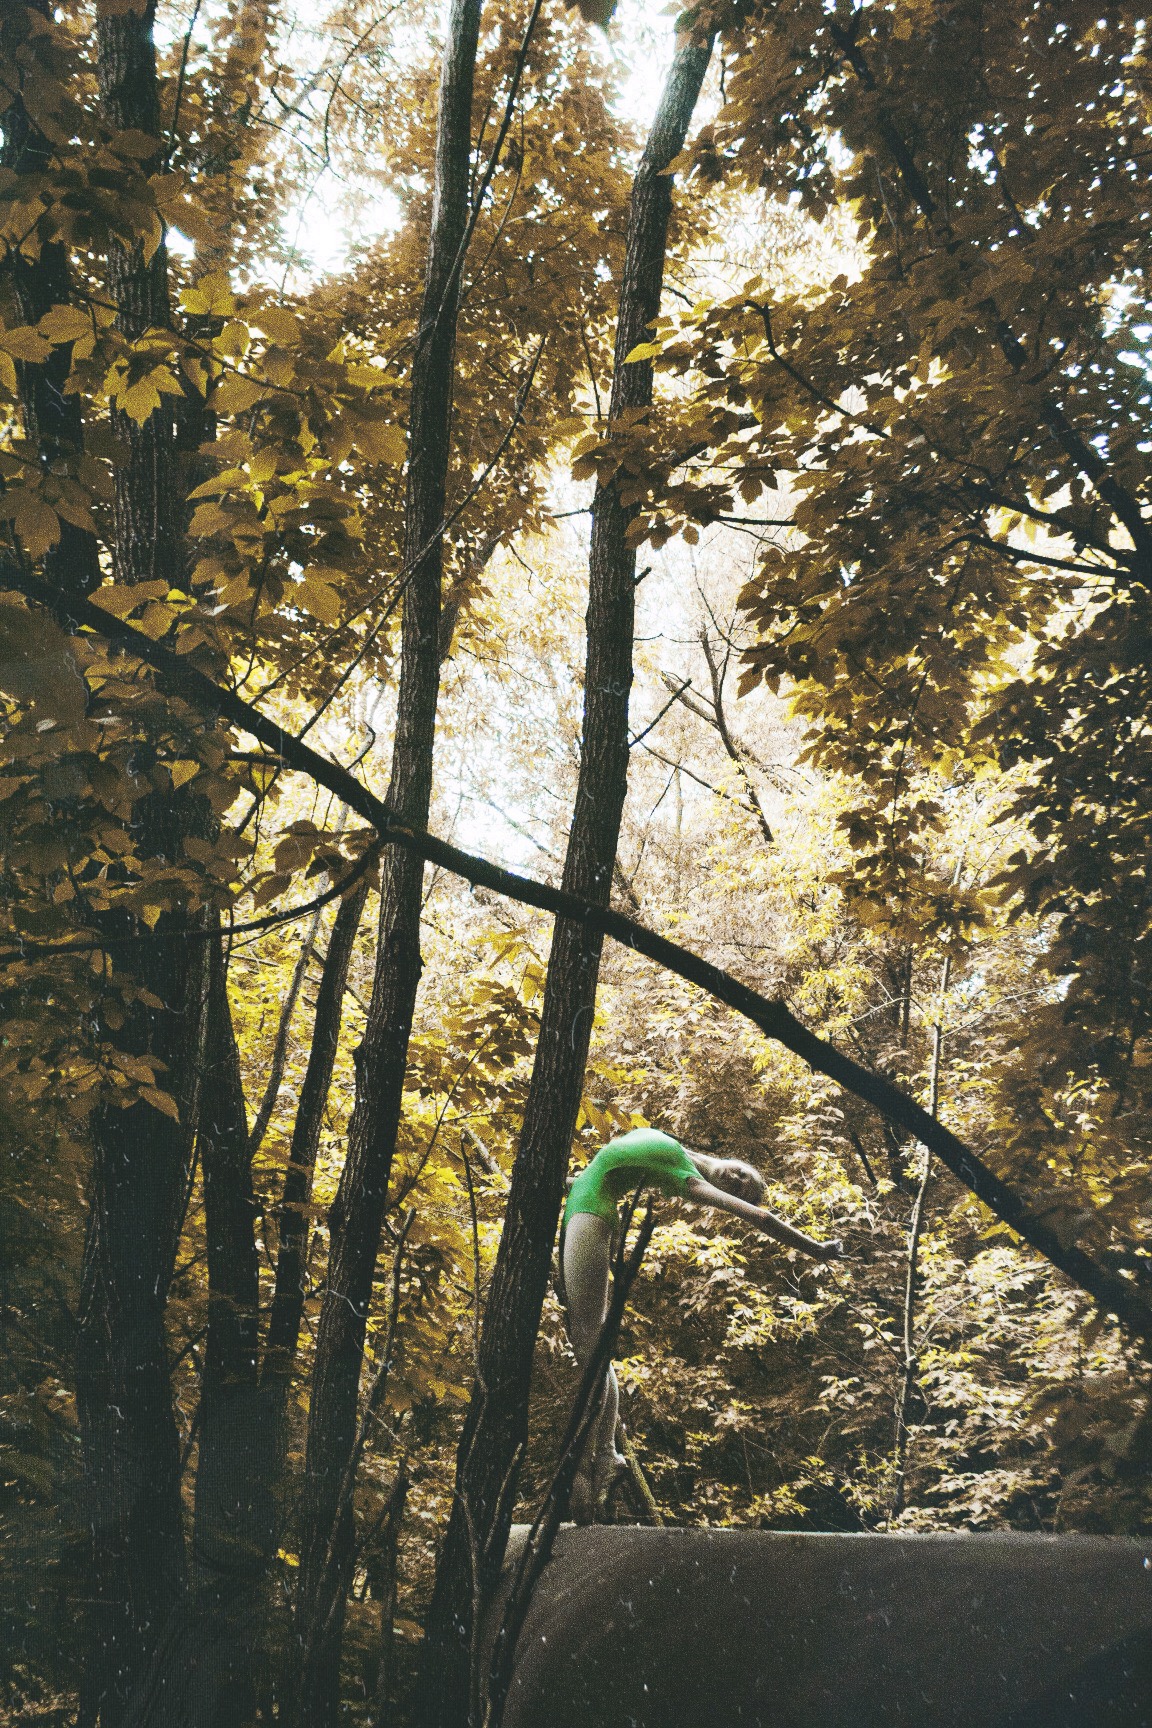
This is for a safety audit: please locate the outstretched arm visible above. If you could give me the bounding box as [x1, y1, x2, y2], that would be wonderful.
[684, 1176, 844, 1261]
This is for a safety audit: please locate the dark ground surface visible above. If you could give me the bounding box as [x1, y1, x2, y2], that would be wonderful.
[489, 1527, 1152, 1727]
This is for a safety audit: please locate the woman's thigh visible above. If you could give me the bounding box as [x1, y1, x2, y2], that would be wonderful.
[562, 1212, 613, 1360]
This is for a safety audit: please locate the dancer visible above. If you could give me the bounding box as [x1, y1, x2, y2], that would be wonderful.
[560, 1126, 843, 1523]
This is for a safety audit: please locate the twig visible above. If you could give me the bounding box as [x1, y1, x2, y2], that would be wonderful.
[369, 1460, 410, 1728]
[699, 629, 774, 844]
[247, 719, 379, 1156]
[628, 678, 692, 748]
[460, 1133, 483, 1373]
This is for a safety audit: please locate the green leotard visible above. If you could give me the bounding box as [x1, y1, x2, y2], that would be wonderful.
[564, 1128, 698, 1226]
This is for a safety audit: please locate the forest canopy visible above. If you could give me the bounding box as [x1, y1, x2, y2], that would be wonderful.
[1, 2, 1151, 1725]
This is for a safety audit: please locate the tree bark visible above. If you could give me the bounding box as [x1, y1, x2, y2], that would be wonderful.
[192, 936, 264, 1595]
[417, 32, 715, 1728]
[120, 939, 265, 1728]
[262, 877, 370, 1451]
[77, 8, 205, 1722]
[289, 4, 484, 1721]
[76, 950, 205, 1728]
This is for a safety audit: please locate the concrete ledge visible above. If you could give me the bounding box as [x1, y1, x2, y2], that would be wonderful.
[493, 1526, 1152, 1727]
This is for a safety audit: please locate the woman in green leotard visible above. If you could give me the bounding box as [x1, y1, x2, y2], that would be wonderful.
[561, 1127, 843, 1524]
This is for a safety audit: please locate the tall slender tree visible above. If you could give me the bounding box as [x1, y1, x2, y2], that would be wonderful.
[418, 24, 715, 1728]
[290, 2, 486, 1720]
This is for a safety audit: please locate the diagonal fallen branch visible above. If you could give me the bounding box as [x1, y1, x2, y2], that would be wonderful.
[4, 565, 1151, 1344]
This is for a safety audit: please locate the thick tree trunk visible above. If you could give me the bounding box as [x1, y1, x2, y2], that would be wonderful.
[121, 940, 264, 1728]
[77, 7, 204, 1722]
[289, 5, 484, 1722]
[76, 959, 205, 1728]
[417, 32, 715, 1728]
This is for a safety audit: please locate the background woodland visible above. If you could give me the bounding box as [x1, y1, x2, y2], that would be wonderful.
[2, 1, 1151, 1725]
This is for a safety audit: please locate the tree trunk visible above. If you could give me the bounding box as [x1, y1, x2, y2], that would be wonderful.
[76, 962, 205, 1728]
[290, 5, 484, 1721]
[262, 877, 371, 1461]
[417, 32, 715, 1728]
[190, 935, 264, 1636]
[77, 7, 205, 1722]
[121, 938, 265, 1728]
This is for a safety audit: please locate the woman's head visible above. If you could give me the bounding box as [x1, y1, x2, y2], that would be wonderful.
[714, 1159, 766, 1205]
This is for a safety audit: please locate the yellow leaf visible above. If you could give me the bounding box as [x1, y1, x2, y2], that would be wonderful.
[252, 872, 290, 907]
[37, 304, 92, 345]
[0, 325, 52, 362]
[249, 448, 279, 484]
[137, 601, 178, 639]
[169, 760, 200, 788]
[107, 361, 183, 425]
[91, 580, 169, 616]
[187, 468, 248, 499]
[112, 127, 161, 159]
[324, 415, 355, 466]
[111, 1050, 161, 1084]
[141, 1085, 181, 1121]
[173, 623, 211, 654]
[0, 351, 16, 393]
[623, 341, 661, 364]
[180, 272, 235, 318]
[9, 492, 61, 559]
[217, 572, 254, 607]
[190, 556, 230, 585]
[181, 353, 208, 396]
[295, 574, 341, 625]
[189, 501, 234, 537]
[215, 320, 251, 360]
[353, 416, 407, 465]
[255, 306, 301, 346]
[261, 349, 295, 388]
[212, 374, 266, 414]
[0, 598, 87, 723]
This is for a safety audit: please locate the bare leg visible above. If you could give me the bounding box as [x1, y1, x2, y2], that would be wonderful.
[562, 1213, 626, 1522]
